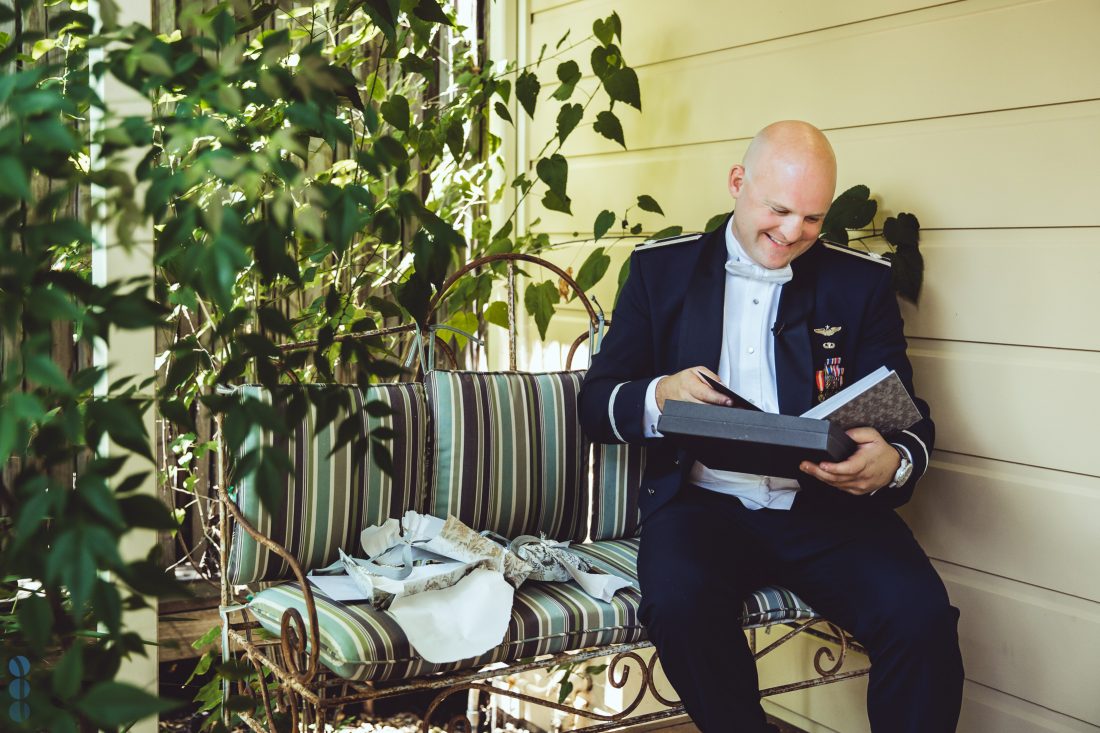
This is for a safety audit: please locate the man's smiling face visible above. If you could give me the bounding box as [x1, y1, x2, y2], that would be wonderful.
[727, 123, 837, 270]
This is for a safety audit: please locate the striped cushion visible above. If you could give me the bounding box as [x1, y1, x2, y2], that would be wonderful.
[426, 371, 589, 543]
[247, 537, 819, 681]
[227, 383, 427, 585]
[589, 443, 646, 541]
[248, 539, 645, 681]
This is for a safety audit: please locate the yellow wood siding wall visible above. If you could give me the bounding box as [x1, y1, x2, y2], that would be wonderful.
[504, 1, 1100, 730]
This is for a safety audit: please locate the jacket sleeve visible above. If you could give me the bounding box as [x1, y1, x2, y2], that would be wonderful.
[579, 251, 664, 446]
[857, 266, 935, 508]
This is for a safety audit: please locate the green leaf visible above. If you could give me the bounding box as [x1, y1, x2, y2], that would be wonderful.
[87, 398, 152, 460]
[556, 103, 583, 143]
[649, 225, 683, 240]
[47, 526, 98, 613]
[614, 257, 631, 308]
[412, 0, 452, 24]
[884, 213, 923, 303]
[16, 595, 52, 653]
[26, 352, 70, 392]
[137, 51, 173, 77]
[443, 311, 479, 350]
[516, 70, 540, 118]
[53, 642, 84, 699]
[11, 480, 54, 550]
[0, 156, 31, 200]
[551, 60, 580, 101]
[604, 67, 641, 110]
[524, 281, 560, 341]
[93, 579, 122, 634]
[636, 195, 664, 215]
[380, 94, 410, 132]
[558, 678, 574, 704]
[212, 8, 236, 47]
[185, 651, 214, 686]
[484, 301, 510, 330]
[594, 210, 616, 241]
[704, 212, 728, 232]
[536, 153, 569, 203]
[592, 17, 614, 46]
[192, 624, 222, 652]
[883, 211, 921, 249]
[608, 12, 622, 41]
[119, 495, 180, 530]
[494, 101, 513, 125]
[590, 45, 621, 81]
[76, 682, 179, 727]
[575, 247, 611, 293]
[362, 0, 398, 40]
[216, 659, 256, 682]
[822, 184, 877, 237]
[593, 110, 625, 148]
[0, 408, 17, 467]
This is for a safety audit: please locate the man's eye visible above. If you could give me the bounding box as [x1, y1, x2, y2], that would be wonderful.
[771, 208, 788, 215]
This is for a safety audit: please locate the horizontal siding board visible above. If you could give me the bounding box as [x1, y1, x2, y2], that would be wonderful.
[960, 680, 1100, 733]
[553, 227, 1100, 353]
[530, 0, 950, 71]
[528, 0, 1100, 157]
[527, 101, 1100, 231]
[901, 452, 1100, 602]
[899, 228, 1100, 351]
[908, 339, 1100, 476]
[940, 562, 1100, 724]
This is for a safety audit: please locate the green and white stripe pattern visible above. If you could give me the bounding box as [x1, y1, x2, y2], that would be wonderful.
[247, 537, 820, 681]
[589, 443, 646, 541]
[427, 371, 589, 542]
[227, 383, 427, 585]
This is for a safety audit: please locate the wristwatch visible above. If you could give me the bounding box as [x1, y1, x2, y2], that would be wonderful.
[887, 446, 913, 489]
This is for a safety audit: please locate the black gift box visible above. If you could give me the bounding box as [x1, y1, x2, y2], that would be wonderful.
[657, 400, 856, 479]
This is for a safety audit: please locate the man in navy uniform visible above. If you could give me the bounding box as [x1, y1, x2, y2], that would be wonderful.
[578, 121, 964, 732]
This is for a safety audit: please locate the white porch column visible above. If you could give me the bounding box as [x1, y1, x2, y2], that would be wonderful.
[89, 0, 158, 729]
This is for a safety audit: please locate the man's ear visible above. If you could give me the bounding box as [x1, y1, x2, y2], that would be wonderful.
[728, 164, 746, 199]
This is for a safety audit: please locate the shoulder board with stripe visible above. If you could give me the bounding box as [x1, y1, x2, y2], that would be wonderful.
[634, 233, 702, 252]
[822, 241, 891, 266]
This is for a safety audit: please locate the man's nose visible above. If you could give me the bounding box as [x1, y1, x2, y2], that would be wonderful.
[779, 217, 802, 242]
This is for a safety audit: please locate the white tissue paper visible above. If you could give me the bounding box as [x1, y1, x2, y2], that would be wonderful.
[298, 512, 630, 664]
[389, 567, 514, 664]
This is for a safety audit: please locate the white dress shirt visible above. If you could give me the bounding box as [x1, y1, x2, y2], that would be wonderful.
[642, 219, 801, 510]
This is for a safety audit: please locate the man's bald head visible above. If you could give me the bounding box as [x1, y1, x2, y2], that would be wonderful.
[727, 121, 837, 269]
[741, 120, 837, 192]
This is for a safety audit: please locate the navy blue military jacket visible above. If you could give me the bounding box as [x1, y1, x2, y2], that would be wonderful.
[578, 216, 934, 523]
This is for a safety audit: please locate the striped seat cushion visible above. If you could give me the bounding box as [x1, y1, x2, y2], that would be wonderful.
[569, 538, 817, 628]
[227, 383, 427, 585]
[247, 537, 819, 681]
[426, 370, 589, 543]
[589, 442, 646, 541]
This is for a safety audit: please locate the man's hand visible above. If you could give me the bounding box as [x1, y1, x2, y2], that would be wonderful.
[799, 427, 901, 495]
[655, 367, 734, 412]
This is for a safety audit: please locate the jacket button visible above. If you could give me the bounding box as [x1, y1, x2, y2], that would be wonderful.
[647, 488, 655, 495]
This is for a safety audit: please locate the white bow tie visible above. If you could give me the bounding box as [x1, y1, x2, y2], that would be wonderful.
[724, 257, 793, 284]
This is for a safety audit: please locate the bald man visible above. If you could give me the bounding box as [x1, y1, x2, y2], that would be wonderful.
[579, 122, 963, 732]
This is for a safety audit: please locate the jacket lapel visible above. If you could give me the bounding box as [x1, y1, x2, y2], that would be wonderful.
[775, 244, 819, 415]
[676, 220, 729, 373]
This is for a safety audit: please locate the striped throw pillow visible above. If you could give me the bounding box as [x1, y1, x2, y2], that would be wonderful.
[589, 442, 646, 541]
[227, 383, 427, 585]
[426, 370, 589, 543]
